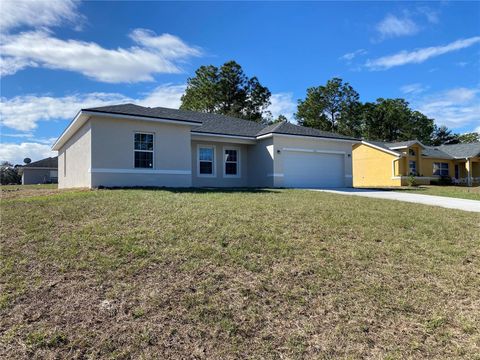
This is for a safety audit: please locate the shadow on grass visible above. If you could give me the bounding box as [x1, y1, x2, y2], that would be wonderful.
[98, 186, 283, 194]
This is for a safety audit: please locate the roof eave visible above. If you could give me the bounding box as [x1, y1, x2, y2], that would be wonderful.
[361, 141, 402, 157]
[256, 132, 359, 143]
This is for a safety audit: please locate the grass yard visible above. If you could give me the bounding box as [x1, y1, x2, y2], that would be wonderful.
[1, 186, 479, 359]
[397, 185, 480, 201]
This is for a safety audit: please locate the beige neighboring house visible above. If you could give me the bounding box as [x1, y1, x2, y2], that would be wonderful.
[52, 104, 358, 189]
[20, 157, 58, 184]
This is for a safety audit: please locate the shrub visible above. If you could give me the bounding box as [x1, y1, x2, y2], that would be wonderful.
[407, 174, 417, 187]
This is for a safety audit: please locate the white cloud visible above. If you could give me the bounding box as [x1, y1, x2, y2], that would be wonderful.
[1, 29, 202, 82]
[366, 36, 480, 70]
[0, 142, 56, 165]
[475, 126, 480, 134]
[0, 84, 187, 131]
[376, 14, 419, 39]
[417, 6, 440, 24]
[414, 87, 480, 130]
[0, 0, 79, 33]
[400, 83, 428, 95]
[1, 132, 34, 138]
[268, 93, 296, 122]
[340, 49, 367, 61]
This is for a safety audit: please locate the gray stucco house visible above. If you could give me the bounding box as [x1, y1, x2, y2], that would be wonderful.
[52, 104, 358, 189]
[21, 157, 58, 185]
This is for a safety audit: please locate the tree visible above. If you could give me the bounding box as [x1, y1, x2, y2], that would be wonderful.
[430, 125, 459, 146]
[267, 114, 288, 125]
[361, 98, 434, 143]
[457, 132, 480, 143]
[180, 61, 271, 122]
[0, 161, 21, 185]
[295, 78, 362, 137]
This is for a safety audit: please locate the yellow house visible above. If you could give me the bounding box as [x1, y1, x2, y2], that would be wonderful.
[353, 140, 480, 187]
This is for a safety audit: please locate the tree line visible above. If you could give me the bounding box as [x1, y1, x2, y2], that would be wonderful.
[180, 60, 479, 145]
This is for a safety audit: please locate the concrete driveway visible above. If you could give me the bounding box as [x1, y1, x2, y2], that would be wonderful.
[313, 188, 480, 213]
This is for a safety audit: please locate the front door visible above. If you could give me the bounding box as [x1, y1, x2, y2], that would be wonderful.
[455, 164, 459, 179]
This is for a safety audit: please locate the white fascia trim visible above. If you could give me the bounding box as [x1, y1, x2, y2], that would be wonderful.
[257, 133, 359, 143]
[191, 131, 254, 140]
[282, 147, 346, 155]
[267, 173, 284, 177]
[390, 140, 425, 150]
[361, 141, 402, 157]
[89, 168, 191, 175]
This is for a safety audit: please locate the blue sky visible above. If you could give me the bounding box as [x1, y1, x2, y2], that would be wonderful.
[1, 0, 479, 164]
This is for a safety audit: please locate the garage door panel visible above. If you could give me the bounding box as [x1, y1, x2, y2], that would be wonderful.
[283, 151, 344, 188]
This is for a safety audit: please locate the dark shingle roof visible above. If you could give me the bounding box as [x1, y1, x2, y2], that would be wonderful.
[438, 143, 480, 158]
[84, 104, 358, 140]
[365, 141, 401, 154]
[24, 157, 58, 168]
[256, 121, 357, 140]
[385, 140, 422, 148]
[364, 140, 480, 159]
[85, 104, 202, 124]
[421, 147, 453, 159]
[191, 116, 266, 137]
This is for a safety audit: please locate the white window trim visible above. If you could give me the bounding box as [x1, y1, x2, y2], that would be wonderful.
[197, 144, 216, 178]
[223, 146, 241, 178]
[133, 132, 154, 169]
[433, 162, 449, 176]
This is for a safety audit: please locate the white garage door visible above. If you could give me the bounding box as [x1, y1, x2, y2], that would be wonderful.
[283, 151, 345, 188]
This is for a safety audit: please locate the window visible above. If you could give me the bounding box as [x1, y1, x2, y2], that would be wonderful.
[408, 160, 417, 175]
[198, 145, 215, 176]
[134, 133, 153, 168]
[433, 162, 449, 176]
[224, 148, 240, 177]
[409, 148, 416, 156]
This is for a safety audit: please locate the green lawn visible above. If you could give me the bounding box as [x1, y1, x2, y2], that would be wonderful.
[397, 185, 480, 201]
[1, 187, 479, 359]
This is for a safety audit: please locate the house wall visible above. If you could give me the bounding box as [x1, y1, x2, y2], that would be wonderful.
[58, 120, 92, 189]
[22, 168, 57, 185]
[247, 137, 274, 187]
[89, 116, 192, 188]
[352, 144, 401, 187]
[272, 135, 354, 187]
[191, 140, 249, 187]
[473, 161, 480, 177]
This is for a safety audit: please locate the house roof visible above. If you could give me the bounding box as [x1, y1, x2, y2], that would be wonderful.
[24, 156, 58, 168]
[384, 140, 424, 149]
[85, 103, 203, 124]
[82, 104, 357, 141]
[256, 121, 357, 140]
[362, 140, 480, 159]
[421, 147, 453, 160]
[437, 143, 480, 158]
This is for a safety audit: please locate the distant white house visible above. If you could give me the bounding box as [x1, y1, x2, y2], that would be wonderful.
[20, 157, 58, 185]
[52, 104, 358, 189]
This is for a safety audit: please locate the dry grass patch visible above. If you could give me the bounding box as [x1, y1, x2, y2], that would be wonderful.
[1, 188, 479, 359]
